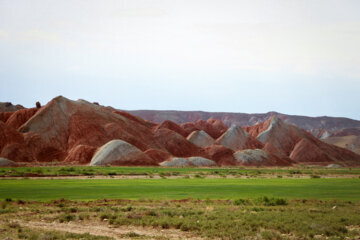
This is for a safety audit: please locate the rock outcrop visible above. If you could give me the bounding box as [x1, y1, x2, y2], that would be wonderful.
[233, 149, 269, 166]
[180, 119, 228, 139]
[0, 112, 14, 123]
[154, 120, 188, 137]
[246, 117, 307, 155]
[289, 139, 334, 164]
[160, 157, 217, 167]
[6, 108, 39, 129]
[187, 130, 214, 148]
[0, 157, 18, 166]
[0, 102, 24, 112]
[323, 135, 360, 155]
[144, 148, 172, 163]
[204, 145, 235, 166]
[216, 125, 263, 151]
[0, 143, 34, 162]
[247, 117, 360, 166]
[17, 96, 164, 162]
[0, 121, 24, 157]
[233, 149, 292, 166]
[154, 128, 204, 157]
[90, 140, 155, 166]
[64, 145, 96, 163]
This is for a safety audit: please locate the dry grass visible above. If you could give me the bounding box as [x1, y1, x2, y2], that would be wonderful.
[0, 198, 359, 239]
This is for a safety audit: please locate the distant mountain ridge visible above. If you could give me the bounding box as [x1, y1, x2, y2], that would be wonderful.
[126, 110, 360, 133]
[0, 102, 24, 112]
[3, 101, 360, 137]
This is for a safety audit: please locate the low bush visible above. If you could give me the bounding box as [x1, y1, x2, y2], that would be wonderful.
[258, 196, 287, 206]
[59, 214, 76, 223]
[234, 198, 250, 206]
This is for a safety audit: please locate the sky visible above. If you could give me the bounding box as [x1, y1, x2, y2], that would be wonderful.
[0, 0, 359, 119]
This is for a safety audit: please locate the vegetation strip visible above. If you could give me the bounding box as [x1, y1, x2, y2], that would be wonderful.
[1, 166, 360, 177]
[1, 198, 359, 239]
[0, 178, 359, 201]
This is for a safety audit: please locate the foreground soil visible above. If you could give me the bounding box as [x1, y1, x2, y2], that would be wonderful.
[0, 199, 359, 239]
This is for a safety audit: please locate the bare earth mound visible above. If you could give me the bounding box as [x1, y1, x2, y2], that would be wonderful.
[90, 140, 156, 166]
[160, 157, 217, 167]
[323, 135, 360, 155]
[187, 130, 215, 148]
[215, 125, 262, 151]
[0, 157, 18, 166]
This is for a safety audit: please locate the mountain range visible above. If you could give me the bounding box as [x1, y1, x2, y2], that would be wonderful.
[0, 97, 359, 167]
[127, 109, 360, 136]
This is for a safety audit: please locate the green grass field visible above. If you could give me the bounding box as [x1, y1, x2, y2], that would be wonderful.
[0, 178, 359, 201]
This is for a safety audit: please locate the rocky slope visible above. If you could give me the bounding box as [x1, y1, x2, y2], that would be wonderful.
[246, 117, 360, 166]
[323, 135, 360, 155]
[0, 96, 359, 167]
[319, 127, 360, 154]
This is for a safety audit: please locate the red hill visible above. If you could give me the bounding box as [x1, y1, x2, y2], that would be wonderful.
[0, 96, 359, 167]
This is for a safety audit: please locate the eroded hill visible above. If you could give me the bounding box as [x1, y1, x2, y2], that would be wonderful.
[0, 96, 359, 167]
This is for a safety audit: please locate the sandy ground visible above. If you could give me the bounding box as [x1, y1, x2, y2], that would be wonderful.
[11, 220, 203, 240]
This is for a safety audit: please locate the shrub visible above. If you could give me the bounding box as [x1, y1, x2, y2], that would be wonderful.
[78, 213, 90, 220]
[251, 207, 264, 212]
[100, 213, 110, 220]
[145, 210, 158, 216]
[34, 169, 44, 174]
[8, 221, 21, 228]
[234, 199, 250, 206]
[59, 214, 75, 222]
[261, 230, 282, 240]
[161, 222, 170, 229]
[275, 198, 287, 206]
[180, 223, 191, 231]
[69, 207, 77, 213]
[126, 232, 140, 237]
[259, 196, 287, 206]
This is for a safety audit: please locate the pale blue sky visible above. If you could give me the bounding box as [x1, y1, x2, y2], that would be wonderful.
[0, 0, 359, 119]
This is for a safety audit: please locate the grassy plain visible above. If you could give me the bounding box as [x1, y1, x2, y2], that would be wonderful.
[1, 167, 360, 239]
[0, 178, 359, 201]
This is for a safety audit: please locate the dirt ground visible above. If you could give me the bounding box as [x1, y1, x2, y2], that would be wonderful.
[15, 220, 203, 240]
